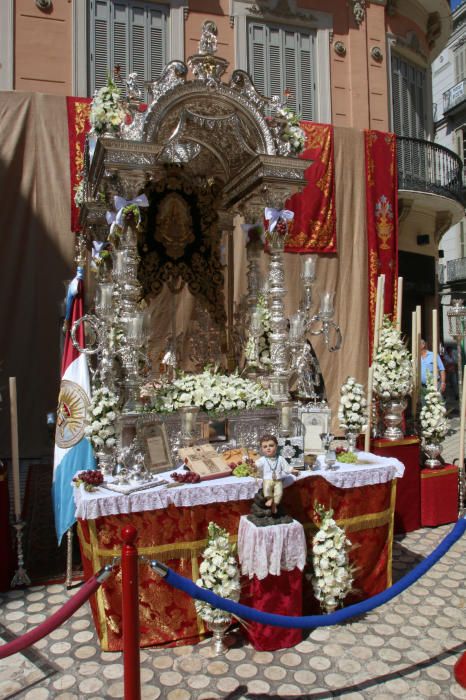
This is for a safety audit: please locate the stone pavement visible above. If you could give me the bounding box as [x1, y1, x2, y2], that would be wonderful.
[1, 415, 466, 699]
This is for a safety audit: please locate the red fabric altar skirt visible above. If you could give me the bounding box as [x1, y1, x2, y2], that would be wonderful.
[241, 568, 303, 650]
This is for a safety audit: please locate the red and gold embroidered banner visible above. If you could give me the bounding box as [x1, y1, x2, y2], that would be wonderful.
[364, 130, 398, 355]
[286, 122, 337, 254]
[66, 97, 92, 232]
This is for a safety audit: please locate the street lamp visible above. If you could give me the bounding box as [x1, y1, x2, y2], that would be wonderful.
[447, 299, 466, 400]
[447, 299, 466, 515]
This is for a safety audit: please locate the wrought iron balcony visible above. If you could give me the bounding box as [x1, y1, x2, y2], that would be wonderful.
[446, 257, 466, 284]
[443, 79, 466, 114]
[397, 136, 464, 205]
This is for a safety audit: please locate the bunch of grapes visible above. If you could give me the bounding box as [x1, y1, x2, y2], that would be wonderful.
[275, 218, 289, 237]
[170, 471, 201, 484]
[73, 470, 104, 492]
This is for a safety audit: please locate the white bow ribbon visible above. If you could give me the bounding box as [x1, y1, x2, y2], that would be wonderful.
[114, 194, 149, 226]
[264, 207, 294, 233]
[92, 240, 106, 258]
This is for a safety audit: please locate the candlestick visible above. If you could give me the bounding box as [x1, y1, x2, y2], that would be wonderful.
[396, 276, 403, 332]
[9, 378, 21, 520]
[432, 308, 438, 388]
[319, 291, 335, 318]
[302, 255, 317, 281]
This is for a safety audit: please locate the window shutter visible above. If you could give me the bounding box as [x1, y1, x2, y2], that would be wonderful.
[91, 0, 111, 93]
[90, 0, 167, 97]
[130, 5, 145, 95]
[268, 26, 283, 102]
[248, 23, 267, 96]
[283, 30, 297, 113]
[112, 2, 129, 85]
[299, 32, 314, 120]
[148, 8, 166, 82]
[391, 54, 426, 139]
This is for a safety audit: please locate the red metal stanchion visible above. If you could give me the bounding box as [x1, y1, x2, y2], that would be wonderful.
[121, 525, 141, 700]
[455, 653, 466, 688]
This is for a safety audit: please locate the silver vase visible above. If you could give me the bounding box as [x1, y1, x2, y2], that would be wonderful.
[381, 397, 407, 441]
[207, 618, 231, 655]
[96, 448, 115, 477]
[345, 430, 358, 453]
[423, 441, 443, 469]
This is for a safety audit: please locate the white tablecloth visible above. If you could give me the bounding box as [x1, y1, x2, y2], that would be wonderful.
[74, 451, 405, 521]
[238, 515, 307, 580]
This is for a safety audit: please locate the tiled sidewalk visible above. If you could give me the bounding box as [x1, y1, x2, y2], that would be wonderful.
[1, 522, 466, 699]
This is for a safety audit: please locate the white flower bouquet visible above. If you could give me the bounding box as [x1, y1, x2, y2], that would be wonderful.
[85, 386, 119, 450]
[195, 522, 241, 625]
[338, 376, 368, 436]
[90, 76, 126, 136]
[274, 103, 306, 155]
[145, 368, 274, 415]
[419, 374, 448, 443]
[372, 317, 413, 400]
[310, 503, 354, 613]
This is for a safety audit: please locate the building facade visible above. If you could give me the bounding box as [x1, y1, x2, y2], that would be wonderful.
[0, 0, 463, 341]
[433, 0, 466, 344]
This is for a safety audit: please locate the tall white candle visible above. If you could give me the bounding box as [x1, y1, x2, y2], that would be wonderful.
[411, 311, 417, 417]
[373, 276, 382, 359]
[9, 377, 21, 520]
[416, 305, 422, 391]
[365, 366, 374, 452]
[432, 309, 438, 388]
[396, 277, 403, 332]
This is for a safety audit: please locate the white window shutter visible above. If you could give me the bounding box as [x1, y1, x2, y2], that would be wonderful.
[248, 23, 267, 96]
[299, 32, 314, 120]
[90, 0, 167, 96]
[283, 30, 297, 113]
[90, 0, 111, 93]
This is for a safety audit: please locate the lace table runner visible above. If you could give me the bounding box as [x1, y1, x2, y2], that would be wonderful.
[238, 516, 307, 580]
[74, 451, 405, 521]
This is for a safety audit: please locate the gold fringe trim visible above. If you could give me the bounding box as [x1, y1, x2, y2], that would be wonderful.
[421, 467, 458, 480]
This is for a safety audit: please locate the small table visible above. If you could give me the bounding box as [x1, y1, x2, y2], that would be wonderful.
[421, 465, 459, 527]
[237, 515, 306, 651]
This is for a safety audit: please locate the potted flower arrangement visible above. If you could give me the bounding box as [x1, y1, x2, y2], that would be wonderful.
[338, 376, 367, 452]
[419, 373, 448, 468]
[272, 101, 306, 156]
[144, 368, 274, 415]
[85, 386, 119, 474]
[195, 521, 240, 654]
[372, 316, 413, 440]
[310, 503, 354, 613]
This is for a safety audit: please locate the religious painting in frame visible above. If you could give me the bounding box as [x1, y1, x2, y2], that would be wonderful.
[298, 404, 332, 455]
[138, 420, 173, 474]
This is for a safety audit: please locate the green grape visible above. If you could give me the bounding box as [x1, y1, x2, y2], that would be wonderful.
[338, 452, 358, 464]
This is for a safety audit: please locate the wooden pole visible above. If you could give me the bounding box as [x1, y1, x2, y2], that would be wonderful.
[9, 377, 21, 520]
[364, 365, 374, 452]
[396, 276, 403, 332]
[432, 308, 438, 388]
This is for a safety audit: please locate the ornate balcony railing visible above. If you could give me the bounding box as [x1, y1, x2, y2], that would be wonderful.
[443, 79, 466, 114]
[446, 257, 466, 283]
[397, 136, 464, 204]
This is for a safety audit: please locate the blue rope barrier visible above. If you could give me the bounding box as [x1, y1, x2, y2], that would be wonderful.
[153, 517, 466, 629]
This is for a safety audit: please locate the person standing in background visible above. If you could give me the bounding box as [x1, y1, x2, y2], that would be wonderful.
[420, 339, 446, 394]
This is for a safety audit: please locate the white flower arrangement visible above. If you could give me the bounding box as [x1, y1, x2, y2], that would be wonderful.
[90, 76, 126, 136]
[338, 376, 368, 436]
[85, 386, 119, 450]
[419, 374, 448, 443]
[274, 102, 306, 155]
[372, 317, 413, 400]
[245, 294, 272, 369]
[74, 180, 84, 208]
[310, 503, 355, 613]
[195, 522, 241, 626]
[146, 368, 274, 415]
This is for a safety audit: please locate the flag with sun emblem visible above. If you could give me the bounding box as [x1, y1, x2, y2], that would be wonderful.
[52, 266, 95, 543]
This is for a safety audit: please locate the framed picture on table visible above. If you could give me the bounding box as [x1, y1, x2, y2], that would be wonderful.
[298, 404, 332, 455]
[138, 420, 173, 474]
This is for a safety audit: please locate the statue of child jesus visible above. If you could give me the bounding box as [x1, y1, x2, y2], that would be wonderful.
[255, 434, 299, 515]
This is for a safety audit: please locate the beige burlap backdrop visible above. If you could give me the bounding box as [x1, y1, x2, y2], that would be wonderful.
[0, 91, 368, 456]
[0, 92, 75, 458]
